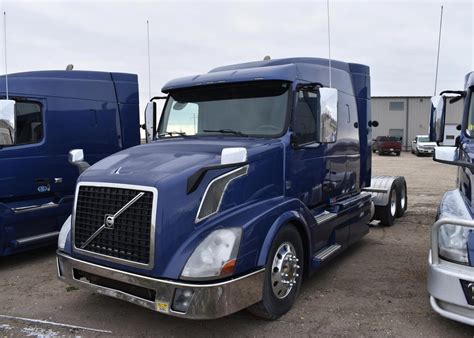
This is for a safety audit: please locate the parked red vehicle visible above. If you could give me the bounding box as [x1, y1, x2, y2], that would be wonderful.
[372, 136, 402, 156]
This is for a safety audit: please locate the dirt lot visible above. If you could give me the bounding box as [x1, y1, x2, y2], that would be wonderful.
[1, 152, 473, 336]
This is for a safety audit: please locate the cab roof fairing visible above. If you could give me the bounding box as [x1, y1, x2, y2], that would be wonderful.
[161, 57, 370, 99]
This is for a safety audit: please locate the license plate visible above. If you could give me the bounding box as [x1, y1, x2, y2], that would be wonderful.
[390, 148, 394, 151]
[460, 280, 474, 305]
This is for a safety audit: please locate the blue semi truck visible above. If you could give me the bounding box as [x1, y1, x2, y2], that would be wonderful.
[0, 70, 140, 256]
[428, 71, 474, 325]
[56, 57, 407, 319]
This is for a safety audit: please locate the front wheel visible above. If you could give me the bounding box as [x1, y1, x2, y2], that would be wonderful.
[248, 224, 304, 320]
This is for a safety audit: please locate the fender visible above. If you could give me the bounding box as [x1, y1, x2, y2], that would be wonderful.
[256, 207, 312, 272]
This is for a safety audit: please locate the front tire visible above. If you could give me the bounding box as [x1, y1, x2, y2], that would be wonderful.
[248, 224, 304, 320]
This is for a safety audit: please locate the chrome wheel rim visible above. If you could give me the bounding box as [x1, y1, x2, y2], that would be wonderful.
[270, 242, 300, 299]
[390, 189, 397, 216]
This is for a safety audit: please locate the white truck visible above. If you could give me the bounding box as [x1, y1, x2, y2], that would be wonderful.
[411, 135, 437, 156]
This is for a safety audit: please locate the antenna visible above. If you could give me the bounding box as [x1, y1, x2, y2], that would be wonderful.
[146, 20, 151, 99]
[3, 11, 8, 99]
[326, 0, 332, 88]
[434, 5, 443, 96]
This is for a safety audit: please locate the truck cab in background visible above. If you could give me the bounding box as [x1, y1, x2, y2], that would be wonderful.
[0, 70, 140, 256]
[428, 71, 474, 325]
[57, 57, 407, 320]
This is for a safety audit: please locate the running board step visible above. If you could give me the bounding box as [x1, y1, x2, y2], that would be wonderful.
[13, 231, 60, 247]
[313, 244, 341, 263]
[314, 212, 337, 224]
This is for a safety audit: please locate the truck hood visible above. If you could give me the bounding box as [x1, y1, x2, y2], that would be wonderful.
[79, 137, 282, 187]
[72, 137, 286, 278]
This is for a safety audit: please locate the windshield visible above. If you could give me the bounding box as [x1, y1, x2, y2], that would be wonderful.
[158, 81, 289, 137]
[418, 136, 429, 142]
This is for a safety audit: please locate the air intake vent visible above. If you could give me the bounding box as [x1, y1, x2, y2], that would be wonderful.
[196, 165, 248, 223]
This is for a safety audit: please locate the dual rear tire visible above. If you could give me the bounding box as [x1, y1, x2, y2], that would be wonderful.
[375, 177, 407, 226]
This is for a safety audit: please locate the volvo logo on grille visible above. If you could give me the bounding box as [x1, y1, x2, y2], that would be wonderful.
[104, 214, 115, 229]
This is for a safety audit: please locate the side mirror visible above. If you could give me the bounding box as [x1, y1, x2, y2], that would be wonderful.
[69, 149, 84, 163]
[144, 101, 157, 143]
[318, 87, 338, 143]
[69, 149, 90, 175]
[0, 99, 16, 146]
[429, 95, 446, 144]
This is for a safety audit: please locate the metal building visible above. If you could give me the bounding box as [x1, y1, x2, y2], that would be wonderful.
[371, 96, 464, 151]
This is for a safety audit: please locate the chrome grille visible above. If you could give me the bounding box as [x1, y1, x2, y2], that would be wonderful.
[74, 185, 154, 265]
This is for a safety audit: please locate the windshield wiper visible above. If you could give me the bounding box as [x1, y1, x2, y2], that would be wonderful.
[158, 131, 187, 138]
[203, 129, 248, 137]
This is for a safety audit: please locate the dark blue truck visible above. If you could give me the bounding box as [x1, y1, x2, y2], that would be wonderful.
[56, 57, 407, 319]
[0, 70, 140, 256]
[428, 71, 474, 325]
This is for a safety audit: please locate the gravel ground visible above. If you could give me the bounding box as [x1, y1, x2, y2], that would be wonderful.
[1, 152, 473, 336]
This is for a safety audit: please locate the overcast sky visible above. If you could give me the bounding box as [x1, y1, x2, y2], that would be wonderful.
[1, 0, 473, 111]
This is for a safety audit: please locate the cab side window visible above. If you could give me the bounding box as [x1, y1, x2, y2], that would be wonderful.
[293, 90, 319, 145]
[15, 101, 43, 145]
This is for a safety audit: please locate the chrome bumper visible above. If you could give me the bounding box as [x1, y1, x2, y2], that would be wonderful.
[57, 252, 265, 319]
[428, 217, 474, 326]
[428, 253, 474, 326]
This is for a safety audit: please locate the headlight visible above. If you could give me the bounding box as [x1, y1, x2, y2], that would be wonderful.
[181, 228, 242, 279]
[439, 224, 470, 264]
[58, 215, 72, 251]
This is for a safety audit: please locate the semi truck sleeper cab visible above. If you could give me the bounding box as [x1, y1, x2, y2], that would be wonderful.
[428, 71, 474, 326]
[56, 57, 407, 319]
[0, 70, 140, 256]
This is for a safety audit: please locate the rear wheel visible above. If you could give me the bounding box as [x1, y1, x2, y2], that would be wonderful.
[375, 185, 397, 226]
[395, 178, 407, 218]
[248, 224, 304, 320]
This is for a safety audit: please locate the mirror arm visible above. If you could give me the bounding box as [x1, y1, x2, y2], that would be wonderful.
[433, 157, 474, 172]
[149, 96, 167, 101]
[72, 161, 90, 175]
[296, 82, 323, 91]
